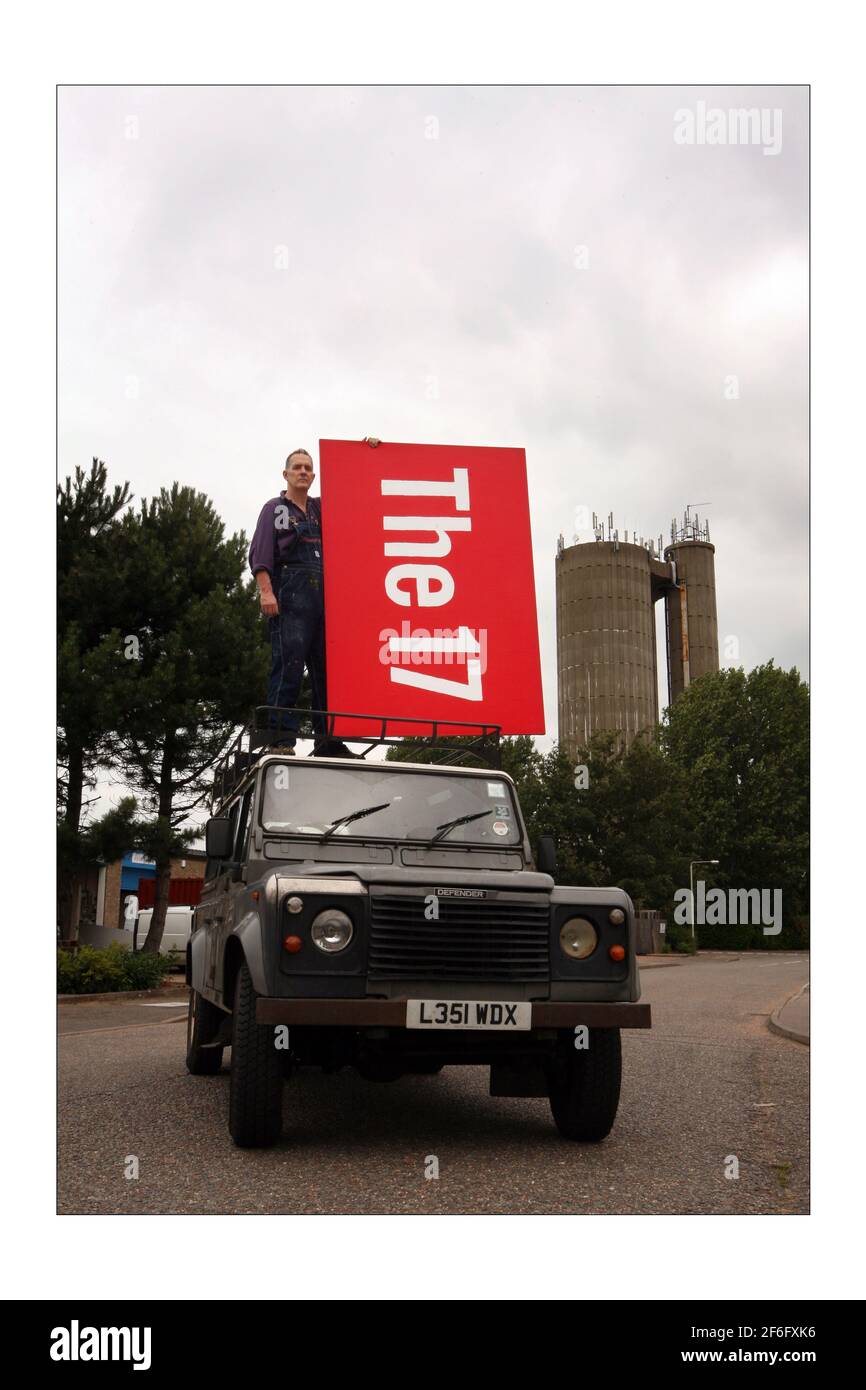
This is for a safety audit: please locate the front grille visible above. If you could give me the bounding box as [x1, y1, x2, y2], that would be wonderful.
[368, 892, 550, 982]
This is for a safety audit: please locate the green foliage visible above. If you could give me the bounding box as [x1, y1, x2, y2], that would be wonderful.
[58, 472, 268, 949]
[108, 484, 268, 952]
[694, 916, 810, 952]
[665, 922, 698, 953]
[83, 797, 144, 863]
[57, 943, 171, 995]
[385, 730, 509, 772]
[381, 672, 809, 953]
[788, 915, 810, 949]
[661, 663, 809, 934]
[58, 797, 198, 886]
[514, 731, 691, 920]
[120, 948, 175, 989]
[113, 483, 268, 805]
[387, 666, 809, 954]
[57, 460, 135, 822]
[57, 464, 138, 934]
[57, 461, 137, 937]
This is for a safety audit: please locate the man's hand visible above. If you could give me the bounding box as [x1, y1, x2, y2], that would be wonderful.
[364, 435, 381, 448]
[255, 569, 279, 617]
[259, 588, 279, 618]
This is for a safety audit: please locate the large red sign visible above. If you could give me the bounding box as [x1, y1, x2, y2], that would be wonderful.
[319, 439, 544, 736]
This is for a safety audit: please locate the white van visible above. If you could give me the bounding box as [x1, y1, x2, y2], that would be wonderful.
[133, 906, 193, 961]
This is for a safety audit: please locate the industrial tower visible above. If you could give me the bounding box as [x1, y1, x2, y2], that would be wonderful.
[556, 508, 719, 755]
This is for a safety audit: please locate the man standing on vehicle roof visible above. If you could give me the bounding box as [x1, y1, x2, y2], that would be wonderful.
[249, 446, 357, 757]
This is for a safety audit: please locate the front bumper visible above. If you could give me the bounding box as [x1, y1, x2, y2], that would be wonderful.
[256, 998, 651, 1028]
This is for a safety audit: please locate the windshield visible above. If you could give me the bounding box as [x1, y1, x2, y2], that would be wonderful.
[260, 763, 521, 846]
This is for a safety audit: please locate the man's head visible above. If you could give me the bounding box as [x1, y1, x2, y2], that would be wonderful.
[283, 448, 315, 495]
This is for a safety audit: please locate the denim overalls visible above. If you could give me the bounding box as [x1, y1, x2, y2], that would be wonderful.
[266, 499, 327, 744]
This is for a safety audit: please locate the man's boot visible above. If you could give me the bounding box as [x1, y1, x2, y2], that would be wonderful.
[312, 739, 357, 759]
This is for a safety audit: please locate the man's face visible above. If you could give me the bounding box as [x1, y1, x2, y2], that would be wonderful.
[283, 453, 315, 491]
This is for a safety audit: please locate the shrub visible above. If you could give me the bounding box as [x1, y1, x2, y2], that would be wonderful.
[785, 915, 810, 949]
[121, 948, 173, 990]
[56, 948, 81, 995]
[57, 943, 173, 995]
[694, 917, 810, 951]
[665, 919, 698, 954]
[696, 921, 758, 951]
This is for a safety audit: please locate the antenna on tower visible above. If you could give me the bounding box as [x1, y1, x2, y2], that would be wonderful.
[671, 505, 713, 545]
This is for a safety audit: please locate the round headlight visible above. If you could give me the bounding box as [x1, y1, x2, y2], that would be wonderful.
[311, 909, 354, 954]
[609, 907, 625, 926]
[286, 896, 304, 914]
[559, 917, 598, 960]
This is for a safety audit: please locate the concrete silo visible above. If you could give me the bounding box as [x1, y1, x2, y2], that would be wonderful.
[556, 522, 661, 754]
[556, 508, 719, 757]
[664, 517, 719, 702]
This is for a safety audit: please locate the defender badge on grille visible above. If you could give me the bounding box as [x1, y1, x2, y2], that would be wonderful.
[433, 887, 489, 898]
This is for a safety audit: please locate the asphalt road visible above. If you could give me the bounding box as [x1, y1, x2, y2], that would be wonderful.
[58, 952, 809, 1215]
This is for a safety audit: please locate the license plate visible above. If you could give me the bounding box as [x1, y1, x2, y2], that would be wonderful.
[406, 1000, 532, 1031]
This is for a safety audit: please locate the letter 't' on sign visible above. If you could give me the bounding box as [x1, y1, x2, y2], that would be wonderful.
[319, 439, 545, 736]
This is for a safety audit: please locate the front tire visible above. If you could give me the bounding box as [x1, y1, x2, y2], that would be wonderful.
[186, 989, 224, 1075]
[548, 1027, 622, 1141]
[228, 962, 283, 1148]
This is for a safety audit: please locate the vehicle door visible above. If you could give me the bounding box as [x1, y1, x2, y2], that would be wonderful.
[193, 855, 221, 989]
[202, 796, 242, 998]
[215, 786, 254, 998]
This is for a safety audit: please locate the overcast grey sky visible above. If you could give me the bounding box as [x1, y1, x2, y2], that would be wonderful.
[59, 84, 808, 746]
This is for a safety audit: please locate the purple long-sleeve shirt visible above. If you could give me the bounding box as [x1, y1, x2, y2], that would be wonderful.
[249, 494, 323, 580]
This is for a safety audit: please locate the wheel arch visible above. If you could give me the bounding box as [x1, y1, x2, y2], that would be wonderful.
[223, 911, 268, 1008]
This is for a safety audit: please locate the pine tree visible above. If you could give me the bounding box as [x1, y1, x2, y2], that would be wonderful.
[57, 460, 133, 940]
[110, 484, 268, 952]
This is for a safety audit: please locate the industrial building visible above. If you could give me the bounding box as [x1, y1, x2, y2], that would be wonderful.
[556, 507, 719, 755]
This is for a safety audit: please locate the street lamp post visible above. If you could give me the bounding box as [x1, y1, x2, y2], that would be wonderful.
[689, 859, 719, 939]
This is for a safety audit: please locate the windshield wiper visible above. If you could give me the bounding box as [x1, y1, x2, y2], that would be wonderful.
[320, 802, 391, 842]
[429, 810, 494, 844]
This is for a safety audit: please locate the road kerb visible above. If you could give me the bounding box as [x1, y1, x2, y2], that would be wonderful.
[58, 983, 190, 1006]
[768, 982, 809, 1046]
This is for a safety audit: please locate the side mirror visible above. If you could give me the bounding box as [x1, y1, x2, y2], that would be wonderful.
[206, 817, 235, 861]
[536, 835, 558, 877]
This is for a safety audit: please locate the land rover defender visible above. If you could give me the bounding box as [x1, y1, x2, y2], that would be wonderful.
[186, 708, 651, 1147]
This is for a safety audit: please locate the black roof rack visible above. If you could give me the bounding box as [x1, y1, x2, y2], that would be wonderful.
[210, 706, 502, 808]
